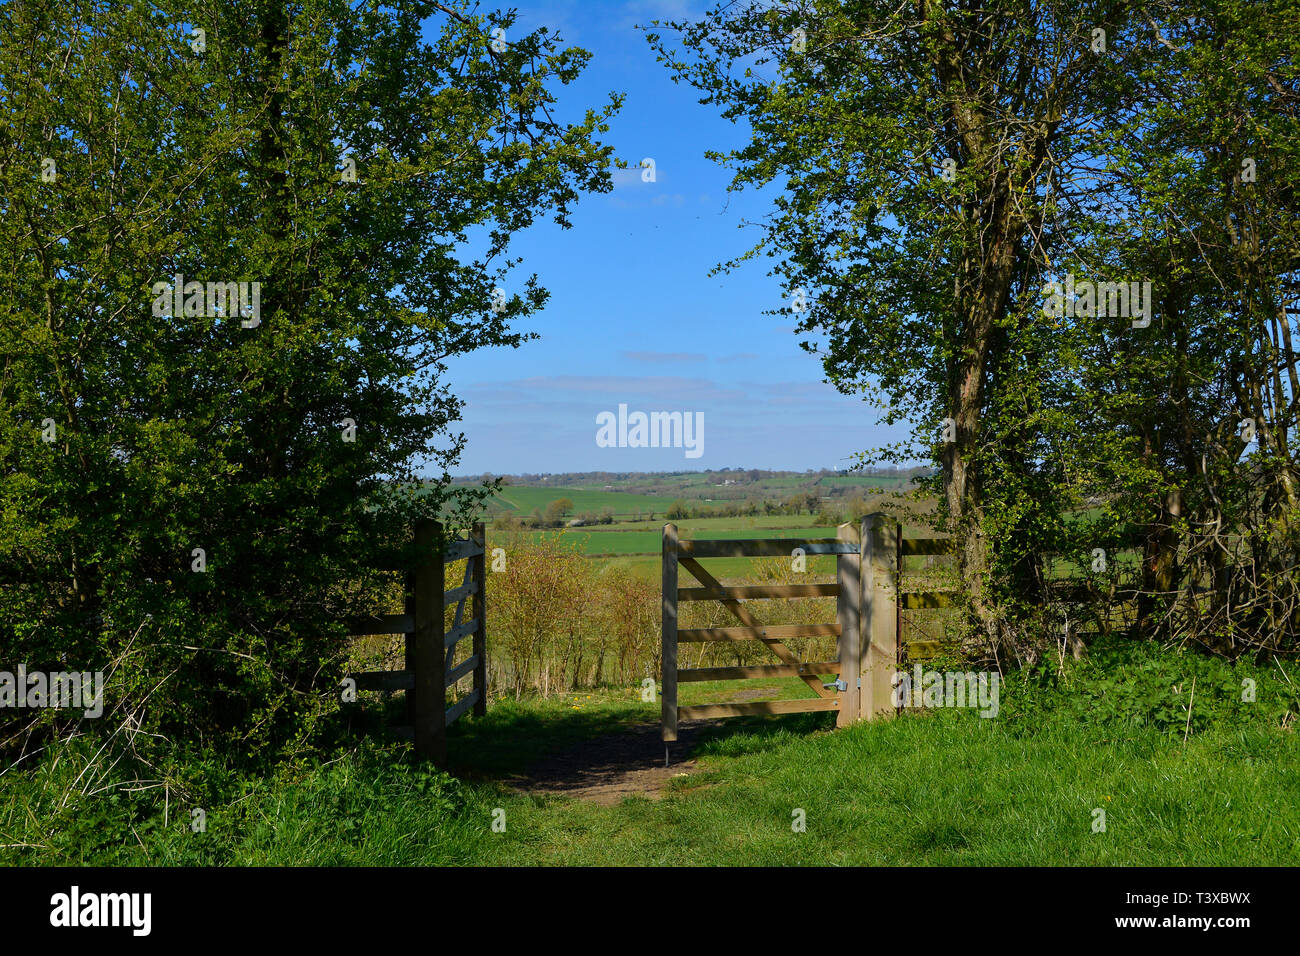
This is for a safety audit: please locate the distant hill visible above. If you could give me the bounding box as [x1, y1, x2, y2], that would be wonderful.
[450, 468, 934, 519]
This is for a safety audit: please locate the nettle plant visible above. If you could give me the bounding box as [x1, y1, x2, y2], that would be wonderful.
[0, 0, 618, 765]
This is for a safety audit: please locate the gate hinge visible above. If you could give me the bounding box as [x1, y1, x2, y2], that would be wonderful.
[823, 678, 848, 692]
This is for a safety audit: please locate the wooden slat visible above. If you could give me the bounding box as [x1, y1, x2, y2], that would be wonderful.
[862, 515, 899, 721]
[678, 583, 838, 601]
[445, 687, 480, 726]
[444, 538, 484, 562]
[445, 654, 479, 686]
[836, 521, 861, 728]
[350, 669, 415, 692]
[678, 538, 859, 558]
[346, 613, 414, 636]
[677, 556, 832, 699]
[678, 661, 841, 682]
[678, 556, 763, 627]
[677, 623, 839, 642]
[444, 618, 478, 648]
[678, 698, 840, 720]
[662, 523, 679, 743]
[905, 640, 942, 659]
[901, 537, 956, 556]
[470, 522, 488, 719]
[901, 591, 956, 609]
[410, 518, 445, 762]
[449, 559, 471, 630]
[444, 582, 473, 606]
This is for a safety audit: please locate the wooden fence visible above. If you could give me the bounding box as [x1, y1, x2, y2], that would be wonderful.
[661, 513, 958, 744]
[347, 519, 487, 763]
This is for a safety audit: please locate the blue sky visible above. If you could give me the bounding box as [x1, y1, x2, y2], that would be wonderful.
[437, 0, 902, 475]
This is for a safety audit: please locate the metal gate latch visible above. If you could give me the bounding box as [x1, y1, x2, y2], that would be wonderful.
[823, 678, 847, 692]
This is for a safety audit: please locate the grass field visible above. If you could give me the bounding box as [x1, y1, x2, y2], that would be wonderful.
[496, 513, 940, 579]
[526, 525, 839, 555]
[486, 486, 682, 516]
[587, 514, 841, 532]
[471, 471, 922, 519]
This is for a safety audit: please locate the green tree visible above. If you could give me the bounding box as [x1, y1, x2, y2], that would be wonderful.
[1054, 1, 1300, 653]
[649, 1, 1207, 660]
[545, 498, 575, 524]
[0, 0, 618, 763]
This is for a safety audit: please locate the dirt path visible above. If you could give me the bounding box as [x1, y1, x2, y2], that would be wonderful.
[505, 721, 720, 806]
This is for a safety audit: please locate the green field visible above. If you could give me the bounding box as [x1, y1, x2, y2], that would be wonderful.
[527, 525, 839, 555]
[468, 470, 924, 520]
[486, 486, 681, 517]
[588, 514, 839, 532]
[489, 513, 945, 580]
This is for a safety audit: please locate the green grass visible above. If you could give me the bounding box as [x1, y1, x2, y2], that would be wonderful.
[515, 717, 1297, 866]
[13, 708, 1294, 866]
[6, 642, 1297, 866]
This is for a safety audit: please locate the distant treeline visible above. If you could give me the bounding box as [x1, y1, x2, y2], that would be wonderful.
[455, 466, 934, 487]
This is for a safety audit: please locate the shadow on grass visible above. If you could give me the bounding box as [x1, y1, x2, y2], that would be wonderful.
[688, 710, 838, 758]
[445, 694, 651, 778]
[442, 693, 839, 781]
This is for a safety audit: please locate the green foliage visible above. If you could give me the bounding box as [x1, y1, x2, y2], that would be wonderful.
[0, 738, 470, 865]
[0, 0, 617, 766]
[1001, 639, 1300, 736]
[648, 0, 1300, 660]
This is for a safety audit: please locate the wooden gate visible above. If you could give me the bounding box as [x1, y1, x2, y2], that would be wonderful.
[347, 519, 487, 764]
[661, 512, 958, 743]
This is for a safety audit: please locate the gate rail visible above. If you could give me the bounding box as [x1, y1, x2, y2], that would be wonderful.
[661, 513, 958, 744]
[346, 519, 487, 763]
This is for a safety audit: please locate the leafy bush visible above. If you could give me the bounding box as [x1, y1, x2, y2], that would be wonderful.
[0, 1, 615, 769]
[999, 638, 1300, 736]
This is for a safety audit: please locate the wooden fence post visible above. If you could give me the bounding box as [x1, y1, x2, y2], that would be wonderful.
[662, 523, 678, 744]
[410, 518, 446, 762]
[860, 513, 899, 721]
[403, 569, 416, 729]
[836, 521, 861, 727]
[470, 521, 488, 718]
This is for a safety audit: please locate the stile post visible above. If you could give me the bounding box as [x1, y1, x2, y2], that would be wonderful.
[895, 522, 904, 683]
[662, 523, 679, 744]
[860, 513, 899, 721]
[403, 569, 416, 728]
[411, 518, 447, 762]
[470, 521, 488, 717]
[836, 521, 861, 727]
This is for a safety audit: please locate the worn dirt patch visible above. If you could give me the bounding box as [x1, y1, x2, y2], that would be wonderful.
[506, 721, 720, 807]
